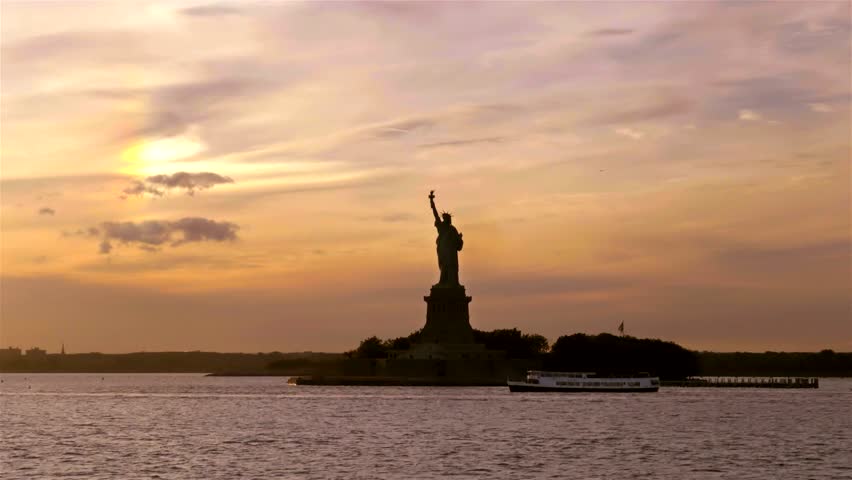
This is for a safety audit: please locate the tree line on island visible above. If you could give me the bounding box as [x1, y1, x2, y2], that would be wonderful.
[344, 329, 699, 380]
[344, 328, 550, 360]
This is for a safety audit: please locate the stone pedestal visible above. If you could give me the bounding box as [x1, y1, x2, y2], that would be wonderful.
[388, 284, 505, 368]
[420, 285, 474, 344]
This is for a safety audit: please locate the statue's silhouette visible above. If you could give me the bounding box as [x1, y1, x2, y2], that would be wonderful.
[429, 190, 463, 286]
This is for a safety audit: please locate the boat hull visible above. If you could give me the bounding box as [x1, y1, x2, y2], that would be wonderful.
[508, 383, 658, 393]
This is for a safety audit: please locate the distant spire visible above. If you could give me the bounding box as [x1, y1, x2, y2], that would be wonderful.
[61, 342, 65, 355]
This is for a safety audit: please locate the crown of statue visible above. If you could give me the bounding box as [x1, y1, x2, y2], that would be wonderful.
[441, 211, 452, 218]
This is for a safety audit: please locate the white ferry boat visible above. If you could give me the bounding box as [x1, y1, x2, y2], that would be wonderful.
[508, 371, 659, 393]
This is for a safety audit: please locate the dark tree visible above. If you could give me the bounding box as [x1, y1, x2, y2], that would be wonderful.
[472, 328, 549, 359]
[349, 336, 389, 359]
[545, 333, 698, 380]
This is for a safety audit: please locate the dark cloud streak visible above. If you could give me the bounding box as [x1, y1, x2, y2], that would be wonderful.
[587, 28, 635, 36]
[93, 217, 239, 254]
[418, 136, 506, 149]
[180, 4, 245, 17]
[122, 179, 164, 198]
[122, 172, 234, 198]
[368, 118, 436, 139]
[146, 172, 234, 196]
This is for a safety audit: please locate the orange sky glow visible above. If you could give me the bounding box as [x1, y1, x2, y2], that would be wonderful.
[1, 1, 850, 353]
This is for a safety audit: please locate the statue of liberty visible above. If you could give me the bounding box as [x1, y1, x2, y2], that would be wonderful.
[429, 190, 464, 287]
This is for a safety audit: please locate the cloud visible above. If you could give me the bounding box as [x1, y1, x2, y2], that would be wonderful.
[614, 127, 644, 140]
[180, 4, 245, 17]
[35, 192, 61, 201]
[587, 28, 635, 36]
[62, 227, 100, 238]
[76, 253, 263, 273]
[738, 109, 761, 121]
[99, 239, 113, 254]
[122, 172, 234, 198]
[366, 118, 436, 139]
[37, 207, 55, 216]
[89, 217, 239, 254]
[2, 31, 152, 66]
[146, 172, 234, 195]
[587, 96, 693, 125]
[346, 1, 442, 19]
[808, 103, 833, 113]
[1, 174, 126, 196]
[122, 179, 165, 198]
[418, 136, 506, 150]
[116, 77, 285, 145]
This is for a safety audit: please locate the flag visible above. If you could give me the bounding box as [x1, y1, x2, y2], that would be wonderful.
[618, 322, 624, 334]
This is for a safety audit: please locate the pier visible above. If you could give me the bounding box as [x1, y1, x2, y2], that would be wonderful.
[662, 377, 818, 389]
[287, 375, 504, 386]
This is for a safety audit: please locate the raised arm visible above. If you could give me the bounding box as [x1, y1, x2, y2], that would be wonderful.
[429, 190, 440, 223]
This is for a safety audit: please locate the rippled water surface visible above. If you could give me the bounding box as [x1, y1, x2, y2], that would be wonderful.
[1, 374, 850, 479]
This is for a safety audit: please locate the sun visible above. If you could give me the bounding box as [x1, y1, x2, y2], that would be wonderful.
[120, 134, 205, 175]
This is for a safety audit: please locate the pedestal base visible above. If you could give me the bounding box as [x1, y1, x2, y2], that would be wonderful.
[386, 284, 506, 377]
[420, 285, 474, 344]
[399, 342, 486, 361]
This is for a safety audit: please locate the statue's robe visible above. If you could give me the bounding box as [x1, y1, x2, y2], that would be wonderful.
[435, 219, 463, 286]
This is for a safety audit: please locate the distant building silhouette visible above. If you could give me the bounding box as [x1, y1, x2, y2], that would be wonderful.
[0, 347, 22, 362]
[25, 347, 47, 359]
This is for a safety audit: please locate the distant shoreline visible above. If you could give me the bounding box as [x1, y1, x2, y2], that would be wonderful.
[1, 350, 850, 377]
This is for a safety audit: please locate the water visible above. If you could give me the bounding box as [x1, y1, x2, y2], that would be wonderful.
[1, 374, 850, 479]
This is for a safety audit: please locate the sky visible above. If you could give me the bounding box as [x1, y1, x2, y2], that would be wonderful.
[1, 1, 849, 353]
